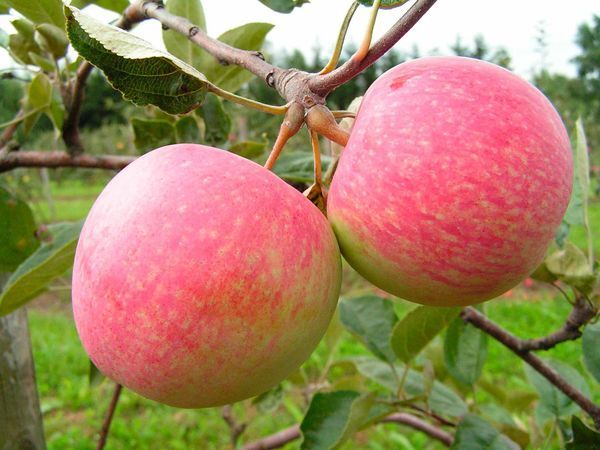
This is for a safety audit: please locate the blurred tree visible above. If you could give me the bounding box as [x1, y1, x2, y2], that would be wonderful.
[450, 34, 512, 68]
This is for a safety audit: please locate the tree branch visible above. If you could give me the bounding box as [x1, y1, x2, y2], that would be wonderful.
[309, 0, 439, 96]
[96, 383, 122, 450]
[240, 411, 453, 450]
[462, 306, 600, 430]
[141, 1, 279, 86]
[519, 296, 597, 351]
[0, 151, 135, 172]
[62, 4, 147, 156]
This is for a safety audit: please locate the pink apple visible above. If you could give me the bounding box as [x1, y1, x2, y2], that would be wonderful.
[327, 56, 573, 307]
[72, 144, 341, 408]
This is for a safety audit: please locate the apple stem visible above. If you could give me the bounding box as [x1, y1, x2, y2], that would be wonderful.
[264, 103, 306, 170]
[331, 110, 357, 119]
[319, 2, 360, 75]
[96, 383, 122, 450]
[352, 0, 382, 63]
[309, 129, 323, 187]
[209, 85, 288, 116]
[306, 105, 350, 148]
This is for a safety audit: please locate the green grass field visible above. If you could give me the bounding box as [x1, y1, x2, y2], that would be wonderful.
[14, 177, 600, 449]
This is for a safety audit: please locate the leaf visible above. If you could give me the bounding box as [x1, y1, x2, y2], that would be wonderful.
[35, 23, 69, 57]
[5, 0, 64, 26]
[175, 116, 200, 144]
[131, 118, 176, 153]
[252, 384, 283, 413]
[8, 18, 43, 65]
[29, 52, 55, 72]
[272, 151, 333, 184]
[351, 357, 468, 418]
[202, 23, 273, 93]
[339, 295, 398, 362]
[390, 306, 461, 363]
[89, 359, 105, 386]
[525, 359, 591, 424]
[444, 316, 487, 386]
[0, 0, 9, 14]
[228, 141, 266, 159]
[65, 5, 210, 115]
[198, 93, 231, 145]
[300, 391, 375, 450]
[451, 414, 520, 450]
[162, 0, 206, 70]
[71, 0, 129, 13]
[582, 321, 600, 383]
[564, 119, 590, 228]
[566, 416, 600, 450]
[258, 0, 309, 13]
[0, 221, 82, 316]
[0, 186, 39, 272]
[545, 242, 596, 294]
[357, 0, 410, 8]
[22, 72, 53, 135]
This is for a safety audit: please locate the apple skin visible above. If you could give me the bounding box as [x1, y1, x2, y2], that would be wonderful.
[327, 56, 573, 307]
[72, 144, 341, 408]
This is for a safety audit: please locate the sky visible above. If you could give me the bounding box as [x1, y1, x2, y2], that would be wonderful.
[0, 1, 599, 79]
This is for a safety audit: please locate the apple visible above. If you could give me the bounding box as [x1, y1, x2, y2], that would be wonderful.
[327, 56, 573, 307]
[72, 144, 341, 408]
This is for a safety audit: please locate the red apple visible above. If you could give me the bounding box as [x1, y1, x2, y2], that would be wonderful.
[327, 56, 573, 307]
[72, 144, 341, 408]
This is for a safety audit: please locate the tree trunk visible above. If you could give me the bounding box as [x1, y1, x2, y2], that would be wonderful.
[0, 274, 46, 450]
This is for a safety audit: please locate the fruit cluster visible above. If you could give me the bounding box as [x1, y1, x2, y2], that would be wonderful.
[72, 57, 573, 408]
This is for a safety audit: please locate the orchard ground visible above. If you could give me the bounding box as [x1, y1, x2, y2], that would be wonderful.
[10, 149, 600, 449]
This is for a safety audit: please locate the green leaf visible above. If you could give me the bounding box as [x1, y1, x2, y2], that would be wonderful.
[525, 360, 591, 424]
[21, 72, 53, 135]
[339, 295, 398, 362]
[0, 0, 9, 14]
[71, 0, 129, 13]
[198, 93, 231, 145]
[65, 5, 210, 115]
[89, 359, 105, 386]
[582, 321, 600, 383]
[351, 357, 468, 418]
[390, 306, 461, 363]
[228, 141, 266, 159]
[545, 242, 596, 294]
[252, 384, 283, 413]
[357, 0, 410, 8]
[8, 18, 43, 65]
[162, 0, 206, 70]
[258, 0, 309, 13]
[444, 316, 487, 386]
[300, 391, 375, 450]
[452, 414, 520, 450]
[0, 186, 39, 272]
[564, 119, 590, 228]
[35, 23, 69, 57]
[202, 23, 273, 92]
[272, 151, 332, 184]
[131, 118, 176, 154]
[566, 416, 600, 450]
[29, 52, 55, 72]
[175, 116, 200, 144]
[0, 221, 82, 316]
[5, 0, 64, 26]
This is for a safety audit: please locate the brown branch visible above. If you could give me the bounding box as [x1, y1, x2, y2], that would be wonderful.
[462, 307, 600, 430]
[309, 0, 439, 96]
[381, 413, 454, 446]
[240, 425, 300, 450]
[141, 1, 278, 86]
[240, 411, 454, 450]
[62, 4, 147, 156]
[0, 150, 136, 172]
[0, 110, 23, 153]
[96, 383, 122, 450]
[221, 405, 247, 447]
[519, 296, 597, 351]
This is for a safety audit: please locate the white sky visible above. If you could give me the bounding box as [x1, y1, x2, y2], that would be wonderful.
[1, 1, 598, 79]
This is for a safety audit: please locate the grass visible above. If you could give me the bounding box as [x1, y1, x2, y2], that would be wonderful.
[9, 169, 600, 449]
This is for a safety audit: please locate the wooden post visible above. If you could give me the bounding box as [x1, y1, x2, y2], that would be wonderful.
[0, 275, 46, 450]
